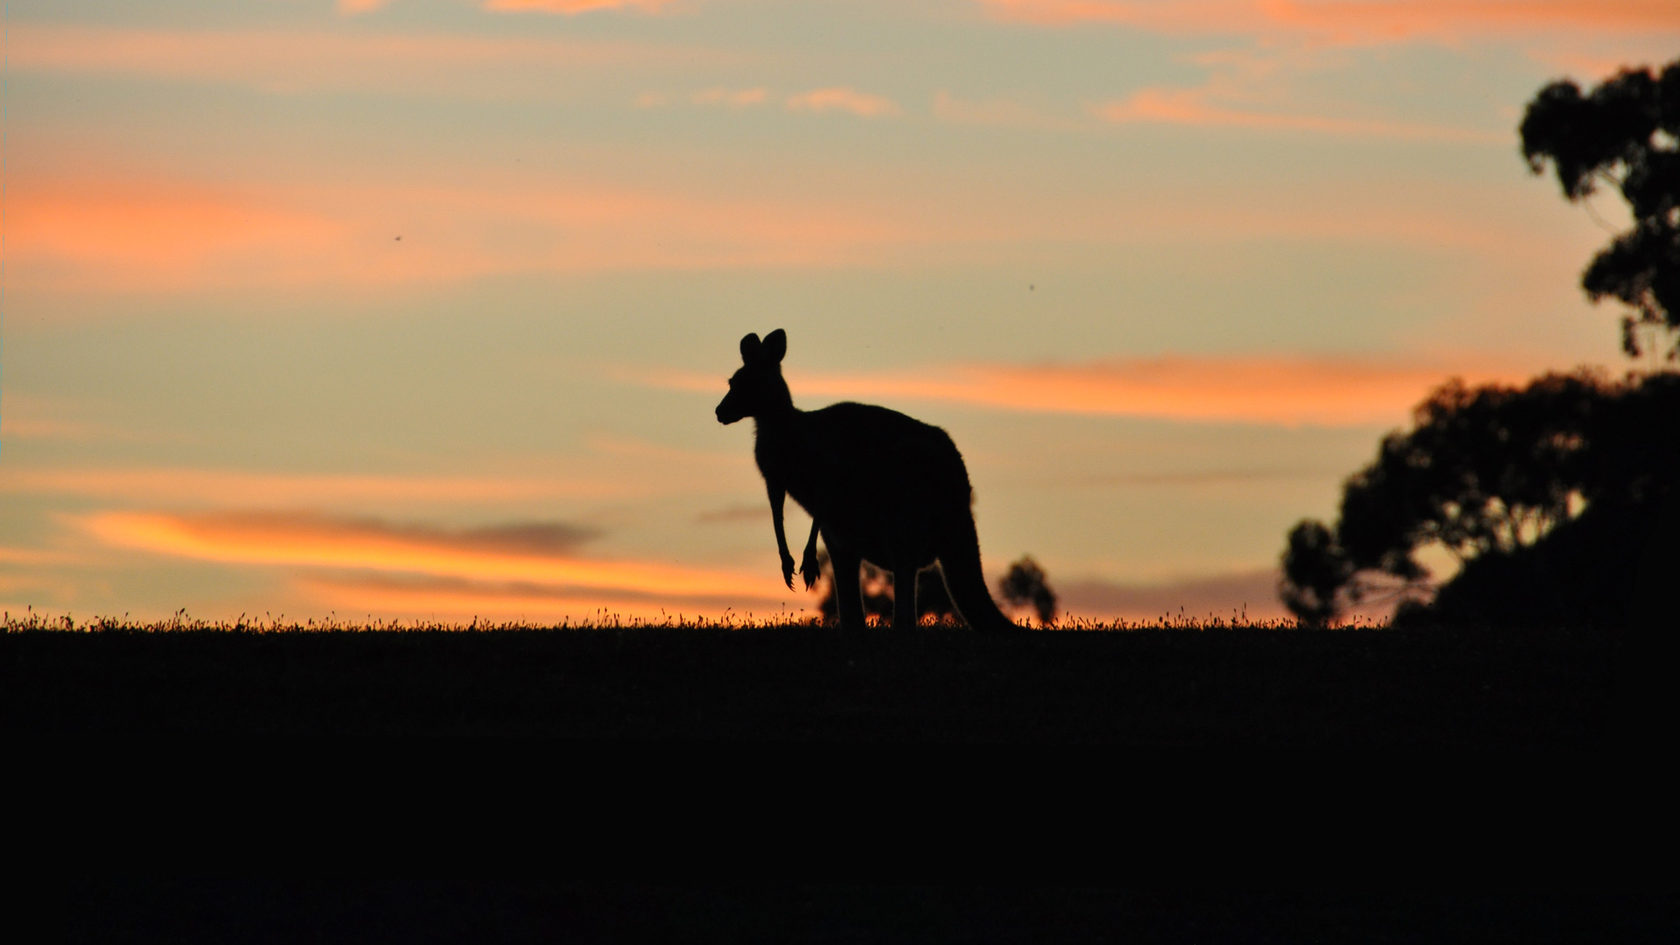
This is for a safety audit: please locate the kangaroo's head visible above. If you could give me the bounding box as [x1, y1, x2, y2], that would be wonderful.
[716, 329, 792, 425]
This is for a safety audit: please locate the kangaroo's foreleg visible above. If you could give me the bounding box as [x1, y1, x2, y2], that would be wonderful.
[767, 483, 797, 590]
[799, 519, 821, 590]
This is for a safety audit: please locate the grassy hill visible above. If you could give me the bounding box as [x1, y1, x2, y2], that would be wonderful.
[0, 615, 1628, 744]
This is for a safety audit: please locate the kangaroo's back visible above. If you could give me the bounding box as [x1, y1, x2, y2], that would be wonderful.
[791, 402, 974, 564]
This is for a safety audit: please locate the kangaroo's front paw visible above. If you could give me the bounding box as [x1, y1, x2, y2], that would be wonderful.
[780, 552, 797, 590]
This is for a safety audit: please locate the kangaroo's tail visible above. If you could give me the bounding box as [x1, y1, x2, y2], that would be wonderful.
[937, 512, 1021, 633]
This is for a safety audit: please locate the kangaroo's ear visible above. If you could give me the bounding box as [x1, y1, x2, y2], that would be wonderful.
[739, 332, 762, 363]
[763, 329, 787, 364]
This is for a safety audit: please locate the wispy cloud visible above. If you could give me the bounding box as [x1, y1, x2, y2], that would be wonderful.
[2, 467, 630, 506]
[1093, 86, 1503, 141]
[8, 176, 346, 292]
[973, 1, 1679, 44]
[80, 510, 768, 603]
[643, 354, 1534, 427]
[639, 85, 895, 117]
[7, 24, 734, 96]
[484, 0, 680, 13]
[785, 87, 902, 118]
[336, 0, 391, 15]
[6, 167, 925, 292]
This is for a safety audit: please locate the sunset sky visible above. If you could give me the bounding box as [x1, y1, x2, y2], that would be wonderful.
[3, 1, 1677, 625]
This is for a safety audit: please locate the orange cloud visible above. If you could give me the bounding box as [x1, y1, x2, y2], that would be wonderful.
[645, 354, 1535, 427]
[7, 177, 347, 292]
[5, 166, 928, 292]
[1093, 87, 1503, 141]
[975, 1, 1680, 43]
[337, 0, 390, 14]
[80, 510, 770, 602]
[785, 87, 903, 118]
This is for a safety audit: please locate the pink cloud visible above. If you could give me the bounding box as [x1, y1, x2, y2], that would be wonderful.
[786, 87, 903, 118]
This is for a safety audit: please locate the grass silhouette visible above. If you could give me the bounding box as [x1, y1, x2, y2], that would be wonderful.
[1, 609, 1621, 744]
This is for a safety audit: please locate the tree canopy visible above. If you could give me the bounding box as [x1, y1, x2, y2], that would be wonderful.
[1280, 370, 1680, 626]
[1521, 59, 1680, 358]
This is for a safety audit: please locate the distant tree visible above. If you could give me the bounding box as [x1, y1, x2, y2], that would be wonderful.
[1521, 59, 1680, 358]
[1277, 370, 1654, 625]
[1279, 520, 1354, 628]
[998, 556, 1057, 626]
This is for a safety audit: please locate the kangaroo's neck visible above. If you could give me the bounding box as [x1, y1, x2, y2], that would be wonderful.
[752, 399, 801, 434]
[752, 378, 798, 432]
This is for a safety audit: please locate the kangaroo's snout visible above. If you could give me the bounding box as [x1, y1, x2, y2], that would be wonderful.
[716, 394, 742, 425]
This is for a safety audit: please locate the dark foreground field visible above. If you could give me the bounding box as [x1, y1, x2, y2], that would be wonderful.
[6, 620, 1672, 942]
[0, 619, 1640, 744]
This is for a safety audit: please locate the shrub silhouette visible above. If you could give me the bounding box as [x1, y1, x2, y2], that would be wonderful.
[999, 556, 1057, 626]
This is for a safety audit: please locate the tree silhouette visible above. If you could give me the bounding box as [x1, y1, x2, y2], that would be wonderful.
[1521, 59, 1680, 358]
[1281, 63, 1680, 629]
[998, 556, 1057, 626]
[1280, 370, 1680, 626]
[1280, 520, 1353, 628]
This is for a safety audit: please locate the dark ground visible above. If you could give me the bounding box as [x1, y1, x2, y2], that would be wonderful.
[7, 624, 1671, 944]
[10, 883, 1673, 945]
[0, 622, 1637, 743]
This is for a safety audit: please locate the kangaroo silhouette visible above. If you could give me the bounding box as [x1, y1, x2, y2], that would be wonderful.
[716, 328, 1018, 632]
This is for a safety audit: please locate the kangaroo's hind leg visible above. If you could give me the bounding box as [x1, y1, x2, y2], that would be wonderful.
[828, 544, 866, 632]
[893, 564, 919, 630]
